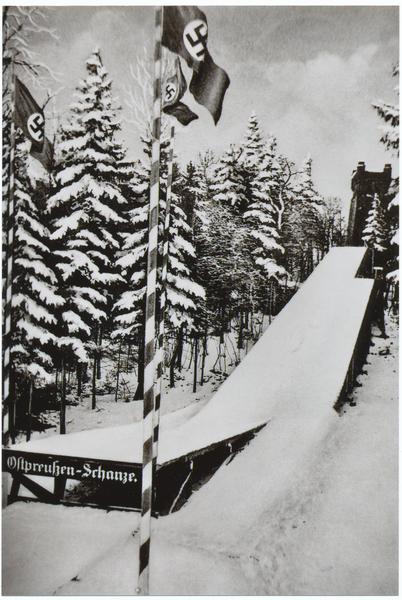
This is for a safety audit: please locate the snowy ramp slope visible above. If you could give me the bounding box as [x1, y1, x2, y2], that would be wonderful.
[149, 247, 384, 594]
[157, 246, 373, 463]
[11, 247, 373, 468]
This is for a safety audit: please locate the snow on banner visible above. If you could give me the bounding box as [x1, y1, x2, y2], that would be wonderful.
[162, 6, 230, 124]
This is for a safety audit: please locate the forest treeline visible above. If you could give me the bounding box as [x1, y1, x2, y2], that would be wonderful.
[3, 9, 397, 440]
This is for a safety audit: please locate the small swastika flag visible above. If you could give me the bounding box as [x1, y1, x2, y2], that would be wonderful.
[162, 58, 198, 126]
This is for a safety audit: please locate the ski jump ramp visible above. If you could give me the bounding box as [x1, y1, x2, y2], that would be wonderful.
[159, 245, 374, 464]
[4, 246, 376, 508]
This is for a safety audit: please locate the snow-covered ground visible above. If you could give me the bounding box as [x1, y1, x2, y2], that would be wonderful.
[145, 314, 398, 596]
[2, 306, 398, 596]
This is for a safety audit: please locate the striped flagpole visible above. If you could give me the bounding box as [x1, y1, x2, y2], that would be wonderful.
[3, 59, 16, 444]
[154, 125, 174, 476]
[137, 6, 162, 596]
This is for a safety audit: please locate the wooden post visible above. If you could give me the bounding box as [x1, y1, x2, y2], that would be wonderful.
[154, 125, 174, 474]
[200, 333, 207, 386]
[115, 337, 123, 402]
[96, 325, 102, 380]
[26, 379, 33, 442]
[193, 337, 198, 393]
[137, 6, 162, 596]
[4, 55, 16, 444]
[91, 342, 97, 411]
[60, 357, 66, 435]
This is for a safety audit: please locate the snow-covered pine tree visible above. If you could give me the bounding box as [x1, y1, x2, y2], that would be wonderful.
[165, 161, 205, 330]
[175, 156, 212, 382]
[211, 144, 248, 217]
[372, 64, 399, 303]
[241, 111, 266, 169]
[240, 111, 266, 208]
[179, 153, 217, 322]
[159, 162, 205, 386]
[384, 176, 399, 302]
[112, 127, 171, 399]
[243, 134, 289, 313]
[113, 133, 205, 395]
[10, 137, 64, 435]
[47, 49, 128, 408]
[181, 151, 216, 371]
[372, 64, 399, 157]
[240, 114, 294, 241]
[256, 136, 294, 237]
[112, 160, 149, 399]
[238, 115, 296, 316]
[3, 7, 60, 437]
[362, 193, 388, 256]
[209, 144, 258, 343]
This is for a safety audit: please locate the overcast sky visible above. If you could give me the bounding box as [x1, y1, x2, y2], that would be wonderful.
[30, 4, 399, 213]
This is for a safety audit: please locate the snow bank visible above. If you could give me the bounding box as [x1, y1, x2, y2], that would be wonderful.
[2, 502, 140, 596]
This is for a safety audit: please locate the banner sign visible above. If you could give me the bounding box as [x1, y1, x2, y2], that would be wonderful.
[3, 449, 142, 509]
[3, 449, 140, 484]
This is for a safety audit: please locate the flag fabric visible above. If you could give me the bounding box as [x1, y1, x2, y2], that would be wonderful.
[162, 5, 230, 124]
[162, 58, 198, 126]
[13, 77, 45, 152]
[189, 49, 230, 125]
[163, 101, 199, 126]
[30, 136, 53, 172]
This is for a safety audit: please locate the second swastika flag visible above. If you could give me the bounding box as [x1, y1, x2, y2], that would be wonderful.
[13, 77, 45, 151]
[162, 58, 198, 126]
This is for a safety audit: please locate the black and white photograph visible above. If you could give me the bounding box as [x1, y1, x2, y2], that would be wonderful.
[2, 4, 399, 596]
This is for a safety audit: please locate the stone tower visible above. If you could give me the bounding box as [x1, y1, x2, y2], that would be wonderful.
[346, 162, 392, 246]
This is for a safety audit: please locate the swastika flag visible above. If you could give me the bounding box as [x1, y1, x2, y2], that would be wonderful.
[13, 77, 45, 152]
[162, 6, 207, 73]
[162, 6, 230, 125]
[162, 58, 198, 126]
